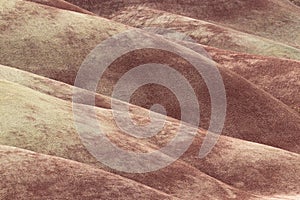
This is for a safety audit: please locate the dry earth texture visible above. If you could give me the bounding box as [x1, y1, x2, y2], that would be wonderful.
[159, 38, 300, 113]
[203, 45, 300, 113]
[0, 145, 176, 200]
[64, 0, 300, 48]
[1, 0, 300, 154]
[1, 68, 300, 199]
[110, 6, 300, 60]
[30, 0, 300, 60]
[0, 0, 299, 199]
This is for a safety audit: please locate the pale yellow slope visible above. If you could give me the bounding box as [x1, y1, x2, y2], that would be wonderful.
[0, 79, 256, 199]
[0, 0, 128, 85]
[0, 76, 299, 197]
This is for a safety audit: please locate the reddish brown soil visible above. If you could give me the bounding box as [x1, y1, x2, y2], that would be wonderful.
[108, 6, 300, 60]
[65, 0, 300, 48]
[98, 47, 300, 154]
[0, 78, 258, 200]
[1, 76, 300, 198]
[26, 0, 95, 15]
[0, 145, 176, 200]
[1, 0, 299, 154]
[0, 0, 299, 199]
[203, 45, 300, 113]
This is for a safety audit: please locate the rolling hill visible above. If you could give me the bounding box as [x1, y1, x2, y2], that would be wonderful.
[64, 0, 300, 48]
[203, 45, 300, 113]
[1, 0, 299, 154]
[110, 6, 300, 60]
[0, 77, 257, 200]
[0, 67, 300, 198]
[0, 145, 176, 200]
[0, 0, 299, 199]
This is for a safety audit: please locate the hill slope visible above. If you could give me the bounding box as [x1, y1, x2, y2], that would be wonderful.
[0, 145, 176, 200]
[0, 69, 300, 197]
[163, 40, 300, 113]
[0, 77, 257, 200]
[110, 6, 300, 60]
[64, 0, 300, 48]
[1, 0, 300, 153]
[203, 45, 300, 113]
[1, 0, 299, 199]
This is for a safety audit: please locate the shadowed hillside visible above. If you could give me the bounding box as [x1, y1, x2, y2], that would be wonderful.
[161, 40, 300, 113]
[203, 46, 300, 113]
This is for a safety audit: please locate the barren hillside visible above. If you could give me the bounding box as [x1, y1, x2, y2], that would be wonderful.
[1, 71, 300, 198]
[65, 0, 300, 48]
[1, 0, 300, 153]
[204, 45, 300, 113]
[0, 77, 257, 200]
[110, 6, 300, 60]
[0, 145, 176, 200]
[0, 0, 299, 199]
